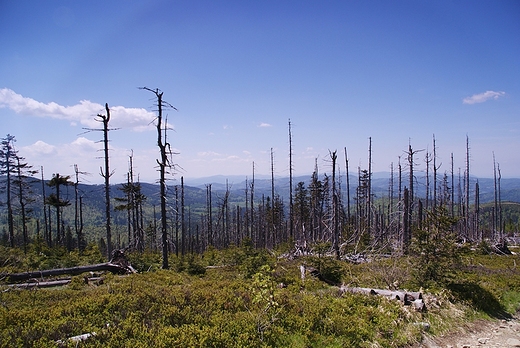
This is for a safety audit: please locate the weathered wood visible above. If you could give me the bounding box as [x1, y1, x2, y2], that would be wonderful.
[339, 286, 426, 311]
[56, 331, 98, 347]
[6, 263, 132, 283]
[8, 277, 103, 289]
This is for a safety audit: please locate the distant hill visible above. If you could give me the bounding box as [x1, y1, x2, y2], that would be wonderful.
[184, 173, 520, 205]
[1, 173, 520, 233]
[3, 173, 520, 210]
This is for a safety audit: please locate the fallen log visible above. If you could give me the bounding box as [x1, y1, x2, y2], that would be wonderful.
[7, 277, 103, 289]
[339, 286, 426, 311]
[6, 262, 134, 283]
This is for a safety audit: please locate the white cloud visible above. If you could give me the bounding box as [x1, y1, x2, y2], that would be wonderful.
[463, 90, 506, 104]
[23, 140, 56, 156]
[71, 137, 99, 151]
[0, 88, 156, 130]
[197, 151, 222, 158]
[258, 122, 272, 128]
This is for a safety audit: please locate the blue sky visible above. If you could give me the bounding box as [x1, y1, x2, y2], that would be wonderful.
[1, 0, 519, 184]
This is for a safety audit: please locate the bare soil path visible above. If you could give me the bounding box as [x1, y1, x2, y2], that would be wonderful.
[415, 316, 520, 348]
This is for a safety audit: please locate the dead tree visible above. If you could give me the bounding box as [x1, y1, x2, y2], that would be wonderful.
[270, 148, 276, 247]
[465, 135, 470, 240]
[82, 103, 118, 259]
[433, 134, 439, 209]
[344, 147, 351, 222]
[141, 87, 177, 269]
[181, 176, 186, 256]
[330, 150, 340, 259]
[41, 166, 50, 246]
[98, 104, 114, 260]
[73, 164, 87, 251]
[250, 162, 255, 243]
[288, 119, 294, 240]
[367, 137, 372, 236]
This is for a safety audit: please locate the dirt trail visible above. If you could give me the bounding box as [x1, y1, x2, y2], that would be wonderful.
[415, 316, 520, 348]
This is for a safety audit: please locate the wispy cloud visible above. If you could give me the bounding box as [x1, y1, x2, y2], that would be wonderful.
[463, 90, 506, 104]
[258, 122, 272, 128]
[0, 88, 156, 130]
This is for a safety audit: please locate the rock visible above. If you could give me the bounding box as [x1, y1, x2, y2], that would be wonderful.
[506, 338, 520, 347]
[477, 337, 490, 344]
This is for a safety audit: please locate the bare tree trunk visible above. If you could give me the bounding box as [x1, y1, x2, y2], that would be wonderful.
[433, 134, 438, 209]
[398, 157, 402, 243]
[403, 188, 410, 253]
[244, 180, 248, 241]
[367, 137, 372, 237]
[498, 163, 503, 240]
[175, 185, 179, 256]
[271, 148, 276, 247]
[331, 150, 340, 260]
[250, 162, 255, 244]
[141, 87, 176, 269]
[388, 162, 394, 234]
[288, 119, 294, 240]
[451, 153, 455, 218]
[465, 136, 470, 240]
[475, 181, 480, 241]
[344, 147, 351, 222]
[425, 150, 431, 211]
[97, 103, 113, 261]
[181, 176, 186, 256]
[41, 166, 49, 246]
[207, 184, 213, 246]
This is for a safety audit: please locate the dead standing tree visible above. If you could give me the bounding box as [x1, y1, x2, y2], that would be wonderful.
[83, 103, 118, 260]
[141, 87, 177, 269]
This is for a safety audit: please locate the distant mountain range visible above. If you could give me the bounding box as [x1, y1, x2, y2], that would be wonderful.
[181, 173, 520, 205]
[2, 173, 520, 218]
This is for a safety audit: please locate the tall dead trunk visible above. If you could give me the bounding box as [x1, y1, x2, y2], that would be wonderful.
[141, 87, 176, 269]
[433, 134, 438, 209]
[271, 148, 276, 247]
[175, 185, 179, 256]
[250, 162, 255, 244]
[498, 163, 503, 240]
[465, 136, 470, 240]
[425, 150, 431, 211]
[474, 181, 480, 241]
[330, 150, 340, 260]
[41, 166, 49, 246]
[288, 119, 294, 240]
[181, 176, 186, 256]
[344, 147, 351, 222]
[403, 187, 410, 253]
[207, 184, 213, 246]
[73, 164, 85, 251]
[367, 137, 372, 236]
[450, 153, 455, 218]
[96, 103, 113, 261]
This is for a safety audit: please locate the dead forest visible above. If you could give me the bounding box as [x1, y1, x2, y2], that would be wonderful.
[1, 90, 517, 269]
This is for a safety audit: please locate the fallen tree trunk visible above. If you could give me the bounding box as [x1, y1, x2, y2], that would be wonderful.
[339, 286, 426, 311]
[6, 263, 133, 283]
[8, 277, 103, 289]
